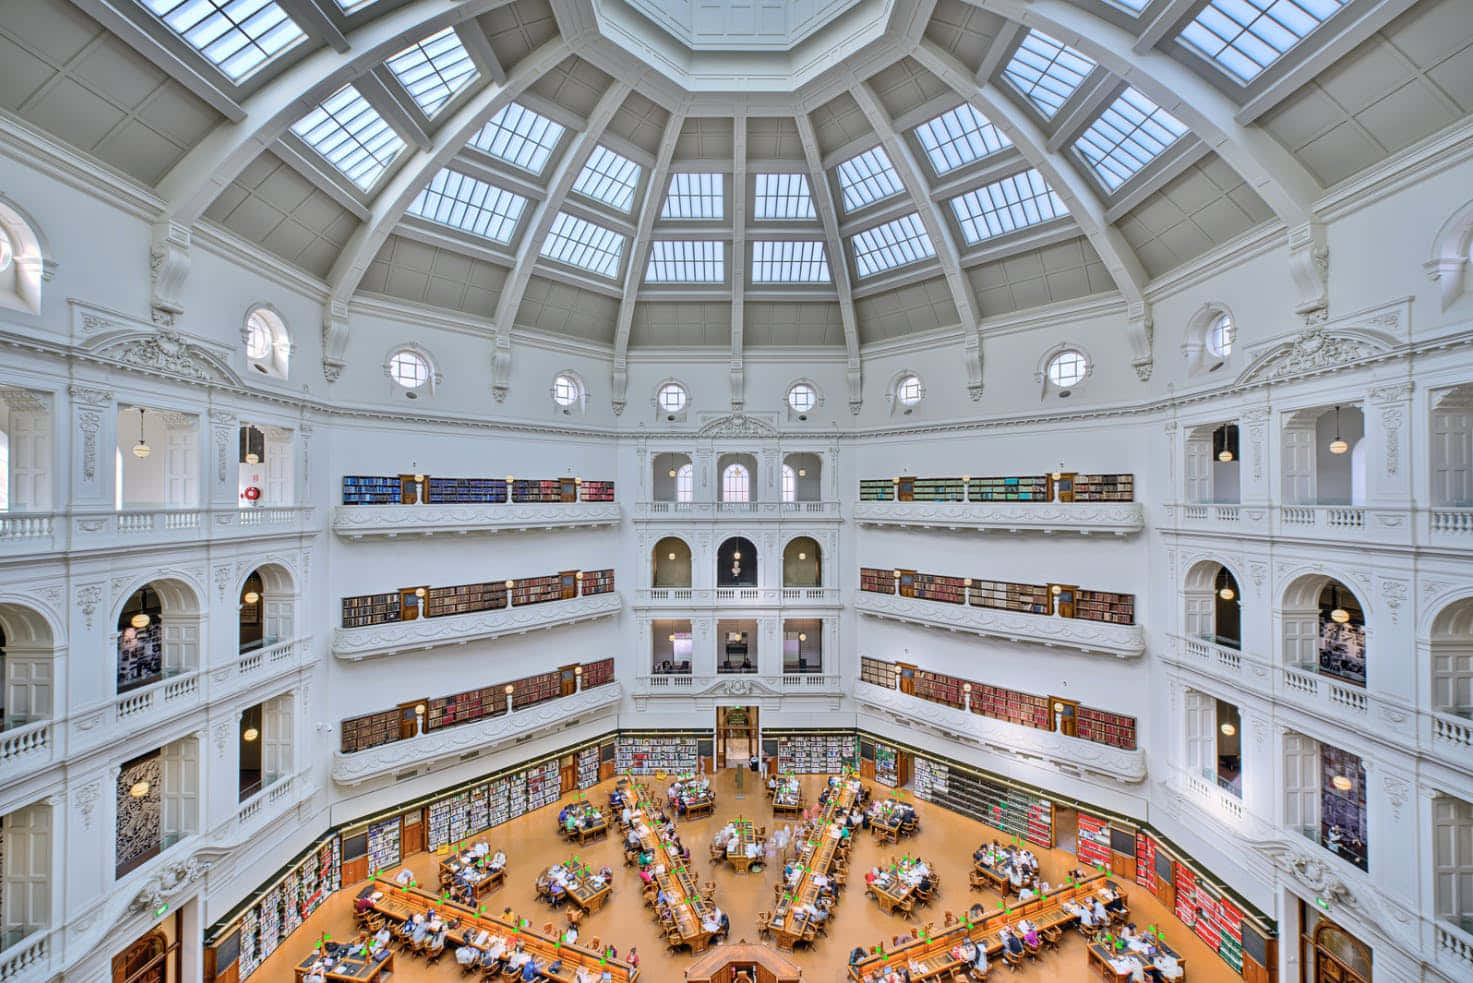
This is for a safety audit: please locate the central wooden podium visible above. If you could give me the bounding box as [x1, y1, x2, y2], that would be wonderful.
[683, 942, 803, 982]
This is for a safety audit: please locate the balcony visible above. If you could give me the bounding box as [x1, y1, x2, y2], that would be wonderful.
[1436, 921, 1473, 979]
[853, 500, 1144, 536]
[332, 501, 621, 539]
[331, 592, 623, 661]
[331, 682, 623, 786]
[855, 591, 1145, 659]
[0, 929, 50, 983]
[0, 721, 54, 783]
[0, 506, 319, 557]
[631, 673, 843, 708]
[1161, 503, 1414, 546]
[853, 679, 1146, 785]
[211, 636, 313, 700]
[632, 501, 842, 522]
[634, 587, 841, 608]
[1426, 507, 1473, 546]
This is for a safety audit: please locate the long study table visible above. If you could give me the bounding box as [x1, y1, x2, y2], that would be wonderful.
[769, 776, 864, 951]
[627, 778, 716, 952]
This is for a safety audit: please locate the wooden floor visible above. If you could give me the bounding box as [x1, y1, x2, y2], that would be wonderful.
[255, 770, 1249, 982]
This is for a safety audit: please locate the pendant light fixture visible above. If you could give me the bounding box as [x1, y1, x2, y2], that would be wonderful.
[130, 611, 151, 629]
[1328, 584, 1351, 624]
[1331, 774, 1353, 792]
[242, 589, 260, 605]
[1213, 423, 1238, 463]
[1219, 722, 1236, 736]
[129, 780, 150, 798]
[1328, 405, 1349, 455]
[411, 460, 424, 483]
[1218, 585, 1235, 602]
[1216, 567, 1236, 602]
[131, 407, 151, 458]
[242, 726, 259, 742]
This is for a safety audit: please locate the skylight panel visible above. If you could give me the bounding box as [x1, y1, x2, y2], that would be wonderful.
[914, 105, 1012, 175]
[949, 169, 1068, 245]
[645, 241, 725, 283]
[291, 84, 406, 190]
[572, 146, 643, 212]
[1105, 0, 1151, 12]
[851, 214, 935, 278]
[751, 241, 830, 283]
[540, 212, 626, 278]
[1002, 30, 1097, 119]
[661, 174, 724, 220]
[753, 174, 816, 221]
[469, 103, 566, 175]
[835, 147, 904, 213]
[143, 0, 306, 82]
[385, 27, 479, 118]
[408, 170, 527, 244]
[1074, 87, 1188, 191]
[1180, 0, 1349, 83]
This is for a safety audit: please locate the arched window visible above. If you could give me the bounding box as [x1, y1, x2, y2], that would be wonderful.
[658, 382, 688, 413]
[243, 307, 289, 378]
[722, 463, 750, 503]
[675, 463, 694, 503]
[388, 349, 430, 389]
[782, 464, 796, 503]
[1046, 349, 1088, 388]
[1207, 313, 1234, 358]
[787, 382, 817, 413]
[896, 374, 924, 406]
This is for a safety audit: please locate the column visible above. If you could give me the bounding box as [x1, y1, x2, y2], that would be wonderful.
[692, 616, 716, 677]
[1365, 382, 1414, 507]
[1239, 404, 1273, 508]
[758, 617, 779, 676]
[66, 385, 115, 509]
[206, 408, 237, 508]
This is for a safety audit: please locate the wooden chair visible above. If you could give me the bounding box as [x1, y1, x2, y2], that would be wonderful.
[969, 965, 992, 981]
[755, 911, 772, 939]
[1023, 937, 1041, 960]
[709, 841, 725, 864]
[944, 910, 957, 927]
[1041, 927, 1062, 951]
[969, 872, 987, 892]
[1002, 949, 1024, 972]
[542, 921, 554, 935]
[425, 938, 447, 966]
[588, 937, 600, 952]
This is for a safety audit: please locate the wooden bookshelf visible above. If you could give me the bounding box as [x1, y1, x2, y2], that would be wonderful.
[1075, 706, 1138, 749]
[908, 751, 1053, 847]
[425, 581, 507, 617]
[1073, 589, 1136, 625]
[512, 479, 572, 503]
[1073, 473, 1134, 502]
[969, 579, 1052, 614]
[971, 684, 1051, 730]
[860, 567, 897, 594]
[425, 686, 508, 731]
[968, 475, 1050, 502]
[581, 658, 615, 689]
[899, 570, 966, 604]
[615, 734, 699, 775]
[580, 480, 615, 502]
[510, 572, 577, 606]
[913, 670, 966, 708]
[510, 670, 561, 710]
[340, 592, 403, 628]
[426, 476, 508, 504]
[859, 657, 895, 688]
[775, 733, 858, 773]
[911, 477, 965, 502]
[858, 479, 894, 501]
[339, 708, 405, 753]
[341, 475, 403, 505]
[580, 569, 615, 596]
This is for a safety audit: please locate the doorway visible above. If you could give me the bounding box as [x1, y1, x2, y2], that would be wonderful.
[1303, 910, 1372, 983]
[716, 706, 759, 769]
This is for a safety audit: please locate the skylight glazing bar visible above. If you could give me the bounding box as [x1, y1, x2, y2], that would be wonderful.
[1180, 0, 1349, 83]
[469, 103, 566, 175]
[1074, 87, 1188, 191]
[385, 27, 480, 118]
[143, 0, 307, 81]
[661, 174, 724, 220]
[753, 174, 816, 220]
[751, 241, 830, 283]
[408, 169, 528, 244]
[540, 212, 626, 278]
[1002, 30, 1097, 119]
[949, 169, 1068, 245]
[835, 147, 904, 212]
[645, 241, 725, 282]
[850, 214, 935, 278]
[572, 146, 644, 212]
[914, 105, 1012, 175]
[291, 84, 406, 190]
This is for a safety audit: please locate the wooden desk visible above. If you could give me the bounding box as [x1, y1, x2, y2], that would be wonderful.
[869, 799, 912, 843]
[770, 776, 864, 952]
[542, 861, 611, 913]
[684, 794, 715, 819]
[439, 852, 503, 901]
[1088, 943, 1135, 982]
[685, 943, 803, 983]
[870, 858, 929, 917]
[294, 948, 393, 983]
[561, 809, 609, 844]
[724, 818, 762, 873]
[772, 779, 803, 816]
[972, 859, 1009, 892]
[626, 778, 716, 953]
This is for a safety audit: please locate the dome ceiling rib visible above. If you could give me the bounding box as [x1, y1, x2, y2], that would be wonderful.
[729, 113, 749, 411]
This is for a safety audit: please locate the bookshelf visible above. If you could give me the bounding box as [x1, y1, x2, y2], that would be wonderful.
[859, 657, 895, 688]
[340, 709, 403, 753]
[367, 817, 401, 872]
[425, 582, 507, 618]
[1073, 589, 1136, 625]
[909, 751, 1053, 847]
[581, 658, 615, 689]
[860, 567, 896, 594]
[425, 686, 507, 731]
[913, 670, 966, 709]
[340, 592, 402, 628]
[911, 477, 966, 502]
[510, 572, 575, 606]
[968, 475, 1050, 502]
[775, 733, 858, 773]
[859, 479, 895, 501]
[580, 480, 615, 502]
[427, 792, 469, 852]
[426, 477, 508, 504]
[512, 479, 565, 503]
[899, 571, 966, 604]
[971, 684, 1051, 730]
[511, 670, 561, 710]
[341, 475, 402, 505]
[580, 569, 615, 596]
[527, 760, 559, 811]
[874, 743, 899, 786]
[577, 746, 601, 789]
[1072, 473, 1134, 502]
[234, 835, 341, 981]
[914, 756, 948, 801]
[616, 735, 699, 775]
[1075, 706, 1138, 750]
[969, 579, 1052, 615]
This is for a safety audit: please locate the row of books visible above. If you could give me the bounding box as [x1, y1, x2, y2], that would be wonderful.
[341, 474, 615, 505]
[860, 566, 1136, 626]
[340, 569, 610, 628]
[856, 473, 1135, 503]
[774, 733, 858, 774]
[616, 735, 699, 775]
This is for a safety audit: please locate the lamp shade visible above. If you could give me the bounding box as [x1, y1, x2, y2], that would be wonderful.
[243, 590, 261, 605]
[1329, 437, 1349, 455]
[1218, 449, 1233, 462]
[1330, 607, 1351, 624]
[1219, 722, 1236, 736]
[129, 780, 150, 798]
[242, 726, 259, 742]
[132, 440, 151, 459]
[1331, 774, 1353, 792]
[1218, 586, 1235, 601]
[130, 612, 151, 629]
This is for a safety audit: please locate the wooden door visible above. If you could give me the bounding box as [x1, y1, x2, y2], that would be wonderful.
[560, 755, 576, 794]
[897, 570, 918, 598]
[1051, 585, 1077, 618]
[896, 663, 917, 696]
[402, 810, 425, 855]
[1054, 472, 1076, 502]
[560, 665, 578, 696]
[560, 478, 578, 502]
[1432, 407, 1473, 505]
[1310, 921, 1372, 983]
[560, 571, 578, 600]
[1185, 436, 1212, 503]
[1282, 424, 1315, 504]
[398, 702, 421, 740]
[1051, 697, 1078, 736]
[400, 588, 424, 621]
[897, 476, 916, 501]
[399, 475, 422, 504]
[6, 409, 49, 510]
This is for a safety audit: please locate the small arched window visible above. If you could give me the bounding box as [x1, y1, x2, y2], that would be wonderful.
[388, 349, 430, 389]
[243, 307, 289, 378]
[782, 464, 796, 503]
[1207, 313, 1234, 358]
[551, 371, 585, 413]
[658, 383, 688, 413]
[1046, 349, 1088, 388]
[675, 463, 694, 503]
[722, 463, 750, 503]
[896, 374, 924, 406]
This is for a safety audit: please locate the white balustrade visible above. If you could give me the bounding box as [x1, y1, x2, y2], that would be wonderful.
[1430, 509, 1473, 535]
[1432, 711, 1472, 751]
[1182, 505, 1208, 520]
[1328, 681, 1368, 714]
[1280, 506, 1316, 526]
[0, 931, 49, 982]
[0, 721, 51, 769]
[1215, 505, 1240, 522]
[0, 513, 54, 541]
[1282, 666, 1320, 697]
[1437, 923, 1473, 973]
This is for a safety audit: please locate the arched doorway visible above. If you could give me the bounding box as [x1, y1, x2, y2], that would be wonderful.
[116, 578, 202, 692]
[238, 564, 296, 654]
[1304, 914, 1371, 983]
[652, 537, 692, 588]
[1281, 575, 1365, 686]
[782, 537, 821, 587]
[111, 928, 172, 983]
[717, 537, 756, 587]
[0, 601, 58, 727]
[1430, 596, 1473, 717]
[1183, 560, 1240, 649]
[653, 452, 693, 503]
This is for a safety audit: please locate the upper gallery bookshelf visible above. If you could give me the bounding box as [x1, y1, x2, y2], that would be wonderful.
[864, 569, 1134, 625]
[339, 569, 610, 628]
[340, 475, 613, 505]
[333, 474, 620, 539]
[854, 472, 1142, 536]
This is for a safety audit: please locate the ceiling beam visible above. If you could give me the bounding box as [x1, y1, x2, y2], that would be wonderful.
[456, 21, 506, 85]
[275, 0, 350, 53]
[728, 113, 748, 412]
[359, 67, 432, 151]
[1133, 0, 1199, 54]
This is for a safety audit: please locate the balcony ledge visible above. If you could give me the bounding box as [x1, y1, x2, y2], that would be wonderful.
[332, 593, 623, 660]
[332, 502, 621, 539]
[855, 592, 1144, 659]
[331, 683, 623, 785]
[630, 673, 843, 710]
[0, 506, 318, 557]
[634, 587, 841, 608]
[632, 501, 842, 522]
[853, 501, 1144, 536]
[853, 680, 1146, 785]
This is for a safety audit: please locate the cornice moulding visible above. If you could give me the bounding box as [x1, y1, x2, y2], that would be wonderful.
[331, 502, 622, 539]
[0, 110, 163, 220]
[193, 220, 331, 302]
[855, 592, 1146, 659]
[1315, 116, 1473, 223]
[331, 593, 624, 660]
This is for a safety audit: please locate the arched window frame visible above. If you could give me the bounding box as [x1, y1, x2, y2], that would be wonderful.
[722, 463, 750, 503]
[653, 379, 690, 423]
[675, 463, 694, 503]
[0, 196, 50, 316]
[383, 344, 442, 398]
[1182, 302, 1237, 377]
[242, 305, 291, 379]
[785, 379, 824, 421]
[550, 369, 587, 415]
[886, 369, 925, 416]
[1035, 342, 1094, 399]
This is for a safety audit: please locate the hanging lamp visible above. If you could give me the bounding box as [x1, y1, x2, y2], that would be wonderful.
[1328, 584, 1351, 624]
[131, 407, 151, 458]
[1328, 405, 1349, 455]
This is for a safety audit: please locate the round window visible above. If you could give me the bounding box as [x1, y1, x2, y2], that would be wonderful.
[1046, 350, 1088, 388]
[388, 350, 430, 389]
[0, 227, 12, 273]
[1207, 313, 1234, 358]
[896, 374, 923, 407]
[552, 374, 581, 406]
[245, 312, 273, 360]
[657, 383, 688, 413]
[787, 383, 817, 413]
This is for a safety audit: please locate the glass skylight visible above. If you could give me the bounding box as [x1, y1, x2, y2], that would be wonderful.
[645, 241, 725, 283]
[661, 174, 724, 220]
[143, 0, 306, 82]
[385, 27, 479, 118]
[1105, 0, 1151, 12]
[835, 147, 904, 213]
[753, 174, 816, 221]
[408, 169, 528, 244]
[291, 84, 406, 190]
[1180, 0, 1349, 83]
[469, 103, 566, 174]
[1074, 88, 1188, 191]
[949, 169, 1068, 245]
[851, 214, 935, 278]
[1002, 30, 1097, 119]
[572, 146, 643, 212]
[540, 212, 626, 278]
[751, 241, 831, 283]
[914, 105, 1012, 175]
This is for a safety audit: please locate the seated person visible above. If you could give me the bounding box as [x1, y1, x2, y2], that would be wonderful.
[1002, 929, 1025, 957]
[520, 954, 541, 982]
[455, 942, 479, 966]
[489, 849, 507, 872]
[394, 867, 414, 886]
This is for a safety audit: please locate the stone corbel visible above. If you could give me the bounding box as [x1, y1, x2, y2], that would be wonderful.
[149, 221, 191, 328]
[611, 355, 629, 416]
[1287, 221, 1330, 325]
[321, 299, 349, 383]
[963, 329, 984, 400]
[846, 358, 862, 416]
[1126, 301, 1154, 381]
[491, 330, 512, 402]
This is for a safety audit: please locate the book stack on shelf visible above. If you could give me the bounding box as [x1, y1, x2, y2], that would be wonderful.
[581, 658, 615, 689]
[914, 757, 949, 801]
[971, 684, 1051, 730]
[580, 480, 615, 502]
[860, 568, 897, 594]
[874, 744, 899, 786]
[859, 657, 896, 688]
[900, 571, 966, 604]
[426, 477, 509, 504]
[341, 475, 402, 505]
[425, 582, 507, 617]
[969, 579, 1052, 615]
[910, 753, 1053, 847]
[577, 746, 600, 789]
[512, 479, 564, 503]
[1073, 589, 1136, 625]
[511, 670, 561, 710]
[776, 734, 858, 773]
[367, 818, 401, 871]
[231, 836, 341, 981]
[913, 670, 966, 709]
[580, 569, 615, 596]
[616, 735, 699, 775]
[488, 777, 512, 827]
[339, 709, 401, 753]
[527, 760, 560, 811]
[859, 479, 895, 501]
[968, 475, 1050, 502]
[427, 792, 469, 851]
[1073, 473, 1135, 502]
[507, 770, 529, 817]
[340, 593, 402, 628]
[510, 573, 570, 606]
[911, 477, 966, 501]
[425, 686, 507, 731]
[1075, 706, 1138, 749]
